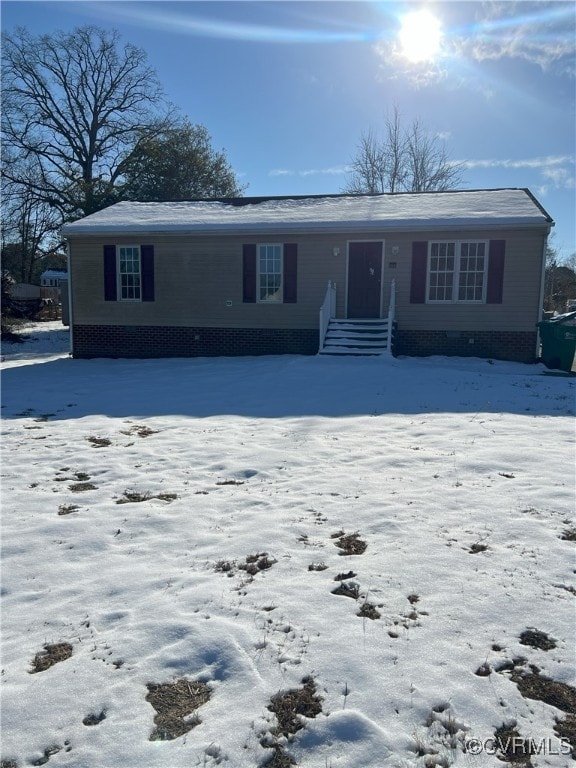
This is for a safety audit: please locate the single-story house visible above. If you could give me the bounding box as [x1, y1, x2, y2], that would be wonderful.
[40, 269, 68, 288]
[61, 188, 553, 362]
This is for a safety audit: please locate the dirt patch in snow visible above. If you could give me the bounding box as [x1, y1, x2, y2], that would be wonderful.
[82, 710, 106, 726]
[69, 482, 97, 492]
[29, 643, 73, 674]
[554, 714, 576, 758]
[493, 724, 533, 766]
[239, 552, 276, 576]
[267, 676, 323, 737]
[331, 581, 360, 599]
[519, 628, 556, 651]
[492, 653, 576, 755]
[217, 553, 277, 578]
[146, 679, 211, 741]
[86, 436, 112, 448]
[57, 504, 79, 516]
[510, 666, 576, 713]
[357, 601, 381, 620]
[259, 677, 323, 767]
[331, 531, 367, 555]
[116, 490, 177, 504]
[120, 425, 159, 438]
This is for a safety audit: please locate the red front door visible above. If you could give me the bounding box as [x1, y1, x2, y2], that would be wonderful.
[347, 242, 382, 318]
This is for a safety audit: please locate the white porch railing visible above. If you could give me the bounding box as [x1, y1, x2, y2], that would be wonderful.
[319, 280, 337, 352]
[386, 278, 396, 355]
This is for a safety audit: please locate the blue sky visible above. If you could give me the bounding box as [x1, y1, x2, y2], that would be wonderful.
[2, 1, 575, 259]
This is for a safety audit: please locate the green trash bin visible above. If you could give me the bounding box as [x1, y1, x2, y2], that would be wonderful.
[538, 311, 576, 372]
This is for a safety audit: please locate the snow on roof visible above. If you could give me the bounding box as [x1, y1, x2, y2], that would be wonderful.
[41, 269, 68, 278]
[62, 188, 553, 237]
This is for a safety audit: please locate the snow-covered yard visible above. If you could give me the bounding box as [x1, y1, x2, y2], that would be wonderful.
[1, 322, 575, 768]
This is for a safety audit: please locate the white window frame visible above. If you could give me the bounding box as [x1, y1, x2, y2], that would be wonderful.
[426, 240, 489, 304]
[117, 245, 142, 302]
[257, 243, 283, 304]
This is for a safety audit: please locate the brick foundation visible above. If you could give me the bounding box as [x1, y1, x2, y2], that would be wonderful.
[394, 329, 537, 363]
[72, 324, 319, 358]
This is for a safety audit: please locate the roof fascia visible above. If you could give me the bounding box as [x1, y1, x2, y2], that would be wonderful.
[63, 220, 553, 239]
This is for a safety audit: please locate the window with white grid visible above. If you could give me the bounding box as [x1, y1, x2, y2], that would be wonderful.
[118, 246, 141, 301]
[427, 241, 488, 303]
[258, 244, 283, 303]
[458, 242, 487, 301]
[428, 242, 455, 301]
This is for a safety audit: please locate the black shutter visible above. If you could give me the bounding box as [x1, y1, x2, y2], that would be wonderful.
[243, 244, 257, 303]
[141, 245, 155, 302]
[103, 245, 117, 301]
[410, 241, 428, 303]
[487, 240, 505, 304]
[283, 243, 297, 303]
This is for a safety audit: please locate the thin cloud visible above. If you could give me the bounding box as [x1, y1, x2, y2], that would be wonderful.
[458, 2, 576, 75]
[541, 166, 576, 190]
[270, 156, 575, 194]
[269, 166, 350, 178]
[375, 2, 575, 87]
[80, 1, 372, 44]
[461, 155, 574, 170]
[374, 43, 448, 88]
[460, 154, 575, 192]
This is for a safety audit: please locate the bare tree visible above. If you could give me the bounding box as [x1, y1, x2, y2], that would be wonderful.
[1, 149, 65, 281]
[1, 25, 173, 220]
[544, 241, 576, 313]
[345, 107, 464, 194]
[2, 205, 63, 284]
[346, 131, 390, 195]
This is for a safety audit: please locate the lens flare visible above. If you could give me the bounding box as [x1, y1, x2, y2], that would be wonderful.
[399, 10, 442, 63]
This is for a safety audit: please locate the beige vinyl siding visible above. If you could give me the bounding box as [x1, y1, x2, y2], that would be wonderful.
[382, 228, 546, 332]
[68, 227, 546, 332]
[69, 233, 348, 329]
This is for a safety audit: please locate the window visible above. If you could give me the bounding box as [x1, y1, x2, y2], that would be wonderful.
[428, 242, 455, 302]
[458, 242, 486, 301]
[427, 241, 488, 303]
[118, 246, 141, 301]
[104, 244, 154, 302]
[258, 244, 283, 302]
[243, 243, 297, 304]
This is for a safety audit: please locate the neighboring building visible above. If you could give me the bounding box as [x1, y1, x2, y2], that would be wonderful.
[40, 269, 68, 287]
[8, 283, 41, 300]
[61, 188, 553, 362]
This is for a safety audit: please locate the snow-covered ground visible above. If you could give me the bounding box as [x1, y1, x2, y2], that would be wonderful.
[1, 322, 575, 768]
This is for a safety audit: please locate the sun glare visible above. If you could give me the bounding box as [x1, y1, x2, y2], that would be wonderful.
[399, 10, 442, 63]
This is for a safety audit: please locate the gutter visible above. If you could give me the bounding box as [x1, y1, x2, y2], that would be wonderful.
[66, 240, 74, 357]
[62, 220, 553, 240]
[536, 232, 549, 360]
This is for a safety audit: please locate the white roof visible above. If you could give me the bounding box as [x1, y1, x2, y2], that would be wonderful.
[41, 269, 68, 278]
[62, 188, 553, 237]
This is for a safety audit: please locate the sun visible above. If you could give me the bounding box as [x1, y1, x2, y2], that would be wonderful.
[399, 10, 442, 63]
